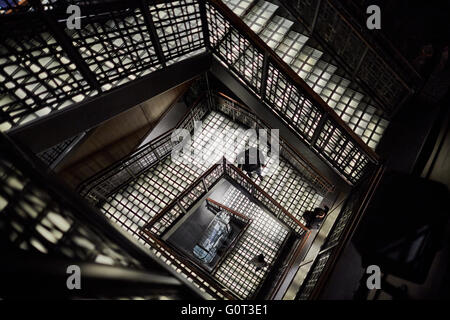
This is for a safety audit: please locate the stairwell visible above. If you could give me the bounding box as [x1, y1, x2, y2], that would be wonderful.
[223, 0, 389, 150]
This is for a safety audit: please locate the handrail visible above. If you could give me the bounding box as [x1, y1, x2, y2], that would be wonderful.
[76, 93, 208, 200]
[206, 197, 252, 222]
[208, 0, 379, 163]
[215, 91, 335, 194]
[297, 163, 385, 300]
[144, 158, 309, 237]
[144, 163, 223, 236]
[140, 158, 311, 299]
[78, 90, 335, 203]
[225, 162, 309, 233]
[140, 229, 237, 300]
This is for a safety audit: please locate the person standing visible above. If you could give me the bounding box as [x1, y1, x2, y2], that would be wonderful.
[236, 147, 266, 182]
[249, 254, 268, 272]
[303, 206, 329, 229]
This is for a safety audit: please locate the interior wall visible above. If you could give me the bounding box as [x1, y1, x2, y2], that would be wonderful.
[57, 81, 193, 188]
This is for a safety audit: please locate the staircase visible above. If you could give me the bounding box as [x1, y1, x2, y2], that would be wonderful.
[100, 108, 324, 298]
[223, 0, 389, 150]
[102, 110, 324, 241]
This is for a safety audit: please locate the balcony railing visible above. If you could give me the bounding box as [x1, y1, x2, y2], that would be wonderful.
[206, 0, 379, 184]
[76, 94, 210, 203]
[1, 0, 380, 185]
[296, 163, 384, 300]
[214, 92, 334, 194]
[279, 0, 422, 116]
[0, 131, 204, 299]
[139, 156, 310, 299]
[78, 91, 334, 205]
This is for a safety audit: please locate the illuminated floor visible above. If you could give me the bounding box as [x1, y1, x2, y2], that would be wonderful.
[213, 183, 290, 299]
[0, 1, 205, 131]
[102, 110, 324, 240]
[99, 109, 324, 298]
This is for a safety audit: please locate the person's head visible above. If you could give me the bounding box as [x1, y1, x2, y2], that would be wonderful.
[258, 254, 265, 261]
[323, 205, 329, 213]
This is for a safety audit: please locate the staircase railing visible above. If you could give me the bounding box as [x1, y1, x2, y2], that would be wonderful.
[77, 91, 334, 205]
[0, 132, 205, 300]
[76, 94, 210, 203]
[2, 0, 381, 185]
[213, 92, 335, 194]
[143, 157, 309, 238]
[207, 0, 379, 184]
[296, 163, 385, 300]
[139, 157, 310, 299]
[278, 0, 422, 116]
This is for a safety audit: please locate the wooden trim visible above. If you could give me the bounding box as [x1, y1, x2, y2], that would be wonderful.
[215, 92, 335, 193]
[209, 0, 379, 162]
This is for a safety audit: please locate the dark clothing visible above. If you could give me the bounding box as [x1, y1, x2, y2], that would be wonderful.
[237, 148, 265, 180]
[303, 207, 328, 229]
[249, 254, 268, 271]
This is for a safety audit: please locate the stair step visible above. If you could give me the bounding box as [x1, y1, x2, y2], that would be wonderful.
[333, 88, 364, 124]
[319, 75, 351, 108]
[361, 115, 389, 150]
[348, 102, 377, 136]
[222, 0, 255, 17]
[274, 30, 309, 65]
[259, 15, 294, 50]
[243, 1, 279, 34]
[306, 61, 338, 95]
[290, 45, 323, 80]
[225, 0, 388, 153]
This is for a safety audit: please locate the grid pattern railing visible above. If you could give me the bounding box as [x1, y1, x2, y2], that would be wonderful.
[143, 158, 308, 238]
[296, 163, 384, 300]
[213, 92, 334, 194]
[221, 0, 390, 153]
[0, 132, 204, 299]
[280, 0, 421, 115]
[0, 0, 205, 131]
[78, 93, 331, 210]
[77, 97, 209, 203]
[225, 163, 308, 236]
[206, 0, 378, 184]
[145, 164, 225, 237]
[140, 229, 233, 300]
[213, 185, 290, 299]
[2, 0, 381, 185]
[139, 158, 304, 299]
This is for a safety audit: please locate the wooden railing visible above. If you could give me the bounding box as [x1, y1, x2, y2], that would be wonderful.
[207, 0, 379, 184]
[296, 164, 385, 300]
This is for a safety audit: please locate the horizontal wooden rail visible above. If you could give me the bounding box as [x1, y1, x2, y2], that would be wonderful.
[76, 93, 208, 198]
[144, 163, 223, 233]
[226, 162, 309, 233]
[208, 0, 379, 163]
[214, 92, 335, 194]
[140, 229, 236, 300]
[206, 197, 251, 222]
